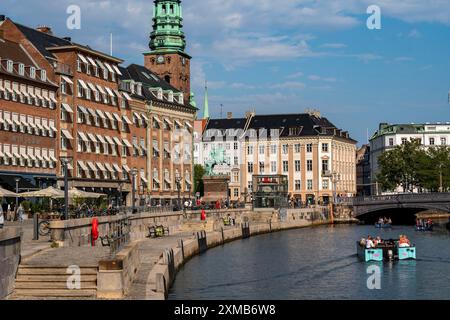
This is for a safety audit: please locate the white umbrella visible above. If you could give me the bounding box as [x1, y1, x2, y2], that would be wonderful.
[0, 187, 18, 197]
[20, 186, 64, 198]
[54, 188, 107, 199]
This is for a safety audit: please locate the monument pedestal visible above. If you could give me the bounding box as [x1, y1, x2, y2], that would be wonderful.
[202, 175, 230, 203]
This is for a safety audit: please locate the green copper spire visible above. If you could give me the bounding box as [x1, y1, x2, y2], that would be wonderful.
[203, 82, 209, 119]
[150, 0, 186, 53]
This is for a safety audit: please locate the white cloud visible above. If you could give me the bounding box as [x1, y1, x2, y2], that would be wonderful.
[271, 81, 306, 89]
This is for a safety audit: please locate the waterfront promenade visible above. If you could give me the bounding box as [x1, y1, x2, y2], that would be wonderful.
[3, 208, 331, 300]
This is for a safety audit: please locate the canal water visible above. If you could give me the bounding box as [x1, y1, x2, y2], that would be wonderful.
[169, 222, 450, 300]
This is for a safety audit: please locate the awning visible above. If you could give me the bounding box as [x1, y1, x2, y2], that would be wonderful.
[20, 86, 29, 97]
[153, 144, 160, 153]
[61, 129, 74, 139]
[77, 53, 89, 64]
[141, 176, 148, 184]
[96, 162, 106, 172]
[133, 112, 142, 122]
[96, 85, 106, 95]
[87, 161, 97, 172]
[78, 132, 89, 142]
[13, 152, 22, 160]
[105, 87, 116, 97]
[104, 163, 115, 173]
[122, 115, 132, 125]
[185, 178, 192, 185]
[104, 136, 115, 145]
[61, 75, 73, 85]
[28, 153, 36, 161]
[153, 115, 161, 123]
[95, 59, 106, 70]
[122, 92, 132, 101]
[112, 113, 122, 122]
[96, 135, 106, 144]
[35, 122, 44, 131]
[87, 133, 98, 143]
[112, 163, 123, 173]
[87, 108, 97, 118]
[174, 120, 183, 127]
[49, 95, 57, 104]
[153, 177, 160, 184]
[141, 113, 149, 122]
[112, 137, 123, 146]
[86, 56, 97, 68]
[4, 118, 13, 126]
[114, 89, 122, 98]
[164, 177, 172, 184]
[104, 111, 115, 121]
[78, 105, 88, 114]
[20, 150, 29, 160]
[13, 118, 21, 127]
[3, 151, 13, 158]
[61, 103, 73, 113]
[112, 65, 122, 75]
[77, 160, 89, 172]
[96, 109, 106, 119]
[87, 82, 98, 93]
[164, 118, 173, 126]
[78, 79, 88, 90]
[122, 164, 131, 172]
[185, 122, 193, 129]
[49, 155, 58, 162]
[103, 62, 115, 74]
[122, 139, 133, 148]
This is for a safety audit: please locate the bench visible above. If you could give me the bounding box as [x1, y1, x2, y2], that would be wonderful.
[148, 225, 169, 238]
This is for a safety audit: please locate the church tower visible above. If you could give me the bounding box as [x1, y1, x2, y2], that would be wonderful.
[144, 0, 191, 103]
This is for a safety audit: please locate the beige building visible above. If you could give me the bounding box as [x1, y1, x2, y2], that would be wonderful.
[199, 112, 357, 205]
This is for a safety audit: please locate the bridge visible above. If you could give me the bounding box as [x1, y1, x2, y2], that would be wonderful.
[352, 193, 450, 222]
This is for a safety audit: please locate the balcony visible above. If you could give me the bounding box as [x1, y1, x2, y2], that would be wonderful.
[55, 63, 73, 76]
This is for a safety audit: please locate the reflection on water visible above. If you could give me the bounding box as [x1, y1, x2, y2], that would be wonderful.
[169, 224, 450, 300]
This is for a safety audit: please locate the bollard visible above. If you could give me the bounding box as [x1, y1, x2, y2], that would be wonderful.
[33, 213, 39, 240]
[178, 239, 185, 260]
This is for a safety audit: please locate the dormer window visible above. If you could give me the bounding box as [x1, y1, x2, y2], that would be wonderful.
[136, 83, 142, 96]
[30, 67, 36, 79]
[158, 88, 163, 100]
[7, 60, 13, 73]
[40, 69, 47, 81]
[18, 64, 25, 76]
[167, 91, 174, 102]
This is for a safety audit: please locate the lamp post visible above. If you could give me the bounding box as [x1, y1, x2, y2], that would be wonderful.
[175, 172, 182, 211]
[118, 181, 123, 209]
[330, 173, 341, 224]
[131, 169, 137, 214]
[15, 177, 20, 210]
[60, 157, 72, 220]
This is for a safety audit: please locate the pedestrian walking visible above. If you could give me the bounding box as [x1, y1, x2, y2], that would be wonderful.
[17, 204, 24, 223]
[0, 205, 4, 229]
[7, 203, 12, 221]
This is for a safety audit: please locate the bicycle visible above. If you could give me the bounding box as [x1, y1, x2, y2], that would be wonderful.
[38, 220, 51, 236]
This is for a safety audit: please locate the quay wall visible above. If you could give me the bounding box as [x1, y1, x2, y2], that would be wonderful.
[0, 227, 21, 299]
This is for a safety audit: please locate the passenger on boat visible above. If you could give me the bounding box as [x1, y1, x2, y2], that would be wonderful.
[377, 218, 384, 225]
[374, 236, 383, 246]
[359, 238, 366, 246]
[426, 219, 433, 228]
[386, 218, 392, 225]
[366, 236, 375, 249]
[399, 235, 411, 247]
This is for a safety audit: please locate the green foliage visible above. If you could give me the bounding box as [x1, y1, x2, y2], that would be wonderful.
[377, 140, 450, 192]
[194, 164, 205, 196]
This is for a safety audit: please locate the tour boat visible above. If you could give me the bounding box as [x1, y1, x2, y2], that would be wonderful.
[375, 223, 392, 229]
[356, 242, 383, 262]
[415, 225, 433, 232]
[357, 241, 417, 262]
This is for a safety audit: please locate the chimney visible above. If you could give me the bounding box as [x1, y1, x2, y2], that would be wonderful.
[36, 25, 53, 35]
[227, 112, 233, 119]
[0, 15, 6, 22]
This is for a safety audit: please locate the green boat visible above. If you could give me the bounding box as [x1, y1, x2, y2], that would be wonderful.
[356, 242, 383, 262]
[357, 240, 417, 262]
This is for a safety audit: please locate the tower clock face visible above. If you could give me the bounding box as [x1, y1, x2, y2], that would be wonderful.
[157, 55, 165, 64]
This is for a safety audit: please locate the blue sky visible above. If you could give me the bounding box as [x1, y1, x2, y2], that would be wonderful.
[2, 0, 450, 145]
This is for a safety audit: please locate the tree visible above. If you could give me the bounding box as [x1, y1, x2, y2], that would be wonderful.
[193, 164, 205, 197]
[377, 140, 450, 192]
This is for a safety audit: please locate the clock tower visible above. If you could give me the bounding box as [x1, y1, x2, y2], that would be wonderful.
[144, 0, 191, 103]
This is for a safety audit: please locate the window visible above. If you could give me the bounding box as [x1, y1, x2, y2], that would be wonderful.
[40, 70, 47, 81]
[259, 145, 265, 155]
[271, 161, 277, 173]
[401, 138, 407, 145]
[283, 161, 289, 172]
[307, 180, 313, 190]
[429, 137, 435, 145]
[234, 156, 239, 166]
[30, 67, 36, 79]
[295, 144, 301, 153]
[441, 137, 447, 145]
[323, 179, 329, 190]
[61, 136, 68, 150]
[295, 180, 301, 191]
[247, 162, 253, 173]
[322, 160, 329, 172]
[295, 160, 301, 172]
[282, 144, 289, 155]
[234, 142, 238, 150]
[7, 60, 13, 72]
[307, 144, 313, 153]
[18, 64, 25, 76]
[233, 171, 239, 183]
[247, 145, 253, 155]
[259, 162, 265, 173]
[389, 138, 394, 146]
[307, 160, 313, 171]
[322, 143, 329, 152]
[270, 144, 277, 154]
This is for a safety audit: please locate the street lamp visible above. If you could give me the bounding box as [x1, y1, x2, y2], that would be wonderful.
[175, 172, 182, 211]
[118, 181, 123, 209]
[15, 177, 20, 210]
[60, 157, 72, 220]
[131, 169, 138, 214]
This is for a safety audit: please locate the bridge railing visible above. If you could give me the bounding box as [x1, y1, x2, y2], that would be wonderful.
[352, 192, 450, 205]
